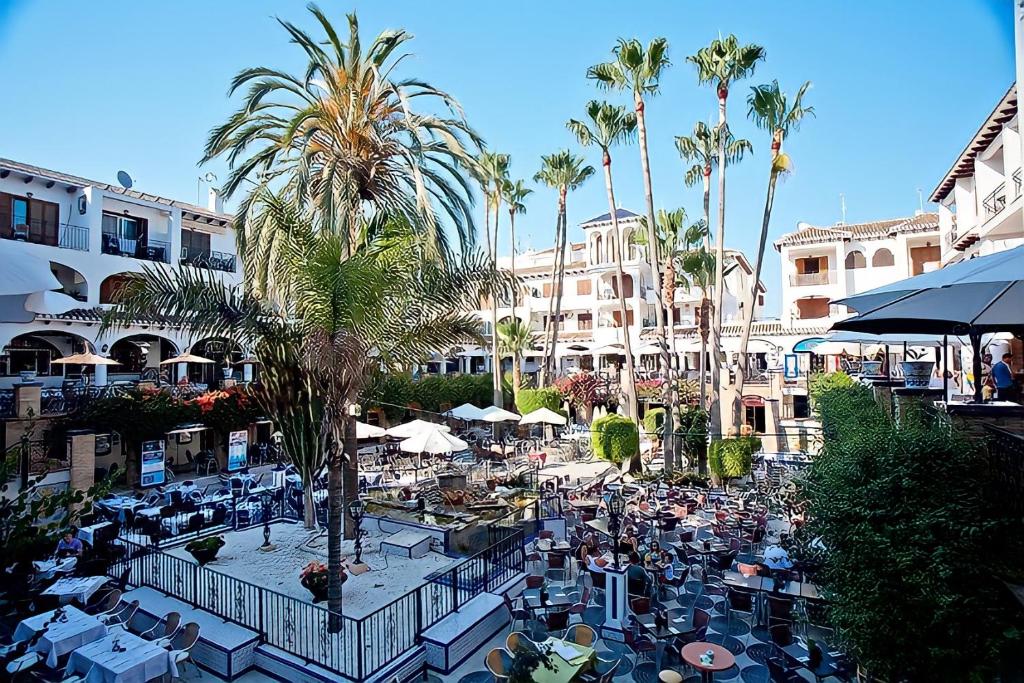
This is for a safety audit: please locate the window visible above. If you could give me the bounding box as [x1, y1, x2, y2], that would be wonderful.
[1, 192, 60, 245]
[909, 245, 940, 275]
[845, 250, 866, 269]
[578, 313, 593, 330]
[102, 212, 148, 256]
[871, 248, 895, 267]
[543, 282, 552, 297]
[612, 274, 634, 298]
[576, 279, 592, 295]
[182, 229, 211, 256]
[797, 256, 824, 274]
[795, 297, 830, 319]
[612, 310, 635, 327]
[594, 235, 603, 263]
[100, 274, 139, 304]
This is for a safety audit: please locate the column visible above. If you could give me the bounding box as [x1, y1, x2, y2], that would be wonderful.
[601, 564, 631, 642]
[14, 383, 41, 418]
[177, 362, 188, 383]
[243, 363, 254, 382]
[94, 360, 108, 387]
[66, 430, 96, 507]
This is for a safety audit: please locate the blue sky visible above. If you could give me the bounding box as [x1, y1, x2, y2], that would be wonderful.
[0, 1, 1014, 315]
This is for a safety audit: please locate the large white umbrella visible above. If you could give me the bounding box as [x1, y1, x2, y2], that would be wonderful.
[520, 407, 567, 426]
[385, 419, 451, 439]
[160, 353, 215, 365]
[399, 429, 468, 454]
[480, 406, 521, 423]
[444, 403, 487, 421]
[356, 421, 386, 439]
[51, 352, 120, 366]
[0, 249, 61, 296]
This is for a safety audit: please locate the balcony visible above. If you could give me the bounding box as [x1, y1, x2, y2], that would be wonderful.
[982, 182, 1007, 218]
[180, 247, 237, 273]
[1014, 168, 1022, 198]
[1, 213, 89, 251]
[101, 231, 170, 263]
[789, 271, 834, 287]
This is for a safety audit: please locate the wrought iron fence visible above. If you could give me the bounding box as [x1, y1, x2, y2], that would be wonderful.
[983, 182, 1007, 218]
[985, 424, 1024, 515]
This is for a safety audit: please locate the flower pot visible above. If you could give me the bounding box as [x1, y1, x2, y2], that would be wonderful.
[860, 360, 883, 376]
[18, 370, 37, 383]
[305, 584, 329, 603]
[900, 360, 934, 389]
[187, 546, 220, 566]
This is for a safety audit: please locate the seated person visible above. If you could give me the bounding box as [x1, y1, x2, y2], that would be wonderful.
[55, 529, 84, 558]
[660, 550, 676, 581]
[644, 541, 662, 566]
[625, 552, 651, 595]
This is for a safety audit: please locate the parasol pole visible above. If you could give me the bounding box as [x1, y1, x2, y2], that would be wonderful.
[942, 335, 949, 401]
[970, 330, 983, 403]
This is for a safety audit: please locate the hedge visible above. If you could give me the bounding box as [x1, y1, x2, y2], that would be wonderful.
[591, 414, 639, 465]
[642, 408, 665, 436]
[515, 387, 563, 416]
[707, 436, 760, 481]
[362, 372, 493, 420]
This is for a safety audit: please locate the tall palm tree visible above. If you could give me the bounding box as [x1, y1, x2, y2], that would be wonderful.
[497, 318, 537, 398]
[588, 37, 675, 462]
[203, 6, 482, 256]
[502, 179, 533, 322]
[475, 152, 511, 406]
[567, 100, 640, 423]
[105, 192, 507, 623]
[734, 81, 814, 409]
[674, 122, 752, 408]
[687, 35, 764, 438]
[534, 151, 595, 385]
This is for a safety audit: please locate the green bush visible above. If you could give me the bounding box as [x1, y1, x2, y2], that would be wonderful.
[809, 370, 857, 407]
[590, 414, 639, 465]
[708, 436, 760, 481]
[801, 384, 1024, 680]
[362, 372, 493, 418]
[515, 387, 563, 416]
[642, 408, 665, 436]
[678, 406, 708, 462]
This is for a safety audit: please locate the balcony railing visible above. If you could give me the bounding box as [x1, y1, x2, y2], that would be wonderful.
[982, 182, 1007, 218]
[101, 231, 170, 263]
[789, 271, 833, 286]
[180, 247, 237, 273]
[1014, 168, 1022, 198]
[1, 213, 89, 251]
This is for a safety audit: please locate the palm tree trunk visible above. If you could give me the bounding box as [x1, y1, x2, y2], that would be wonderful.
[509, 209, 517, 324]
[512, 351, 522, 397]
[635, 92, 673, 470]
[342, 412, 357, 540]
[603, 153, 638, 422]
[326, 424, 344, 626]
[548, 192, 569, 382]
[491, 199, 503, 407]
[701, 170, 713, 411]
[540, 211, 562, 386]
[709, 89, 729, 442]
[735, 163, 780, 409]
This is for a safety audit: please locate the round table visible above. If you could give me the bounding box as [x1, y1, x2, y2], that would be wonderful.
[681, 642, 736, 683]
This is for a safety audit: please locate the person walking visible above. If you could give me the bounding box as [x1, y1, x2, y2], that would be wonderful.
[993, 352, 1018, 403]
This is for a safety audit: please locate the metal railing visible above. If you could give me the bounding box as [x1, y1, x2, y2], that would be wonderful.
[985, 424, 1024, 515]
[789, 271, 833, 286]
[1014, 168, 1022, 198]
[58, 225, 89, 251]
[1, 213, 89, 251]
[982, 182, 1007, 218]
[180, 246, 237, 273]
[101, 232, 171, 263]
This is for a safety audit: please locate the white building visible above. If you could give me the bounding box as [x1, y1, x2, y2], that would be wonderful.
[0, 158, 241, 393]
[932, 84, 1024, 265]
[773, 212, 942, 330]
[453, 208, 764, 377]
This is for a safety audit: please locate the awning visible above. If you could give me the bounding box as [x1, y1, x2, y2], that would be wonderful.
[792, 337, 826, 353]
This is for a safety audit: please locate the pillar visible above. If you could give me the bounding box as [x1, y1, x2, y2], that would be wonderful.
[94, 362, 108, 387]
[14, 383, 41, 418]
[67, 430, 96, 508]
[601, 564, 631, 642]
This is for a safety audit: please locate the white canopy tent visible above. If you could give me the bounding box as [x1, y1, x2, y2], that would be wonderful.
[385, 419, 451, 439]
[443, 403, 487, 421]
[520, 407, 568, 426]
[480, 406, 521, 423]
[399, 429, 468, 454]
[355, 421, 387, 439]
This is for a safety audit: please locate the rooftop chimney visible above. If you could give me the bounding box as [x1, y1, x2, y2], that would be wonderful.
[207, 187, 224, 214]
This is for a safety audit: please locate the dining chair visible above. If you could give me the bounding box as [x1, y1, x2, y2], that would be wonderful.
[102, 599, 139, 629]
[143, 611, 182, 642]
[564, 623, 596, 647]
[5, 651, 42, 677]
[545, 609, 570, 634]
[726, 587, 756, 644]
[504, 631, 537, 654]
[484, 647, 512, 682]
[503, 594, 531, 633]
[169, 622, 201, 680]
[88, 590, 122, 617]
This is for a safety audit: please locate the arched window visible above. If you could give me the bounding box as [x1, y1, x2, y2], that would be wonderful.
[871, 248, 895, 267]
[612, 274, 634, 298]
[99, 273, 141, 304]
[621, 229, 635, 260]
[844, 250, 866, 269]
[594, 235, 603, 264]
[606, 231, 617, 262]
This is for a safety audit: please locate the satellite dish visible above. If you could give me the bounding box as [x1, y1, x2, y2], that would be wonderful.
[116, 171, 134, 189]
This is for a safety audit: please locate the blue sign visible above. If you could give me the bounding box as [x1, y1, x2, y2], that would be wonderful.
[783, 354, 800, 380]
[140, 439, 166, 487]
[227, 430, 248, 472]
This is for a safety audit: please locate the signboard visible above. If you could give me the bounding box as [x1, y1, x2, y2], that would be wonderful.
[783, 354, 800, 380]
[227, 430, 248, 472]
[140, 439, 166, 487]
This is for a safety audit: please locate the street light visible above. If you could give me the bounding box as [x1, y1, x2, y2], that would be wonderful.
[260, 490, 274, 549]
[607, 490, 625, 570]
[347, 497, 366, 564]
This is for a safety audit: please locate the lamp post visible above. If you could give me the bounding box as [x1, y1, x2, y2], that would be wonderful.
[260, 490, 274, 549]
[607, 490, 625, 570]
[347, 497, 365, 565]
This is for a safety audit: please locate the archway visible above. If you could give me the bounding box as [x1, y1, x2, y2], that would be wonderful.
[49, 262, 88, 302]
[99, 272, 142, 304]
[1, 331, 93, 388]
[189, 337, 243, 386]
[106, 334, 179, 379]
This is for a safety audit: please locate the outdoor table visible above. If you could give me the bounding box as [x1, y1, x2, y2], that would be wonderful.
[66, 631, 176, 683]
[683, 540, 729, 569]
[681, 641, 736, 683]
[78, 522, 112, 547]
[43, 576, 108, 605]
[33, 557, 77, 580]
[723, 571, 766, 591]
[782, 642, 840, 681]
[524, 592, 574, 614]
[95, 497, 145, 523]
[636, 612, 694, 672]
[533, 637, 594, 683]
[15, 606, 107, 667]
[536, 539, 571, 553]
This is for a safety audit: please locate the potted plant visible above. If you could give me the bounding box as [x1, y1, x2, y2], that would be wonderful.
[860, 359, 883, 376]
[508, 645, 553, 683]
[900, 348, 934, 388]
[184, 536, 225, 565]
[299, 561, 346, 603]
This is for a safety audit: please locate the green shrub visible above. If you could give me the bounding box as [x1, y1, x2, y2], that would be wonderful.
[678, 406, 708, 462]
[515, 387, 563, 416]
[708, 436, 760, 481]
[590, 414, 639, 465]
[809, 370, 857, 407]
[642, 408, 665, 436]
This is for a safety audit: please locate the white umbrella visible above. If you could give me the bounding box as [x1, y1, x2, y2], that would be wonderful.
[811, 341, 863, 356]
[160, 353, 215, 365]
[592, 344, 626, 355]
[0, 248, 61, 296]
[444, 403, 487, 421]
[399, 429, 468, 454]
[51, 352, 120, 366]
[480, 406, 521, 423]
[356, 421, 386, 439]
[520, 407, 567, 426]
[385, 419, 451, 438]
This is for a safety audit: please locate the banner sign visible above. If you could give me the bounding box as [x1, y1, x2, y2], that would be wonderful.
[227, 430, 248, 472]
[140, 439, 166, 487]
[783, 354, 800, 380]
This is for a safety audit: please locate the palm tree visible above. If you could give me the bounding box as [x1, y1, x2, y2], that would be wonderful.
[734, 81, 814, 409]
[502, 179, 533, 322]
[475, 152, 511, 407]
[105, 192, 507, 623]
[497, 318, 537, 398]
[588, 37, 675, 463]
[534, 151, 595, 385]
[566, 100, 639, 423]
[674, 122, 751, 407]
[203, 7, 482, 255]
[687, 35, 765, 438]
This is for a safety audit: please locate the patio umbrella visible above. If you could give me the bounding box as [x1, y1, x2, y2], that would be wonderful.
[160, 353, 215, 365]
[398, 429, 468, 454]
[520, 407, 567, 426]
[384, 419, 451, 439]
[51, 352, 120, 366]
[480, 406, 521, 423]
[443, 403, 487, 421]
[356, 421, 386, 439]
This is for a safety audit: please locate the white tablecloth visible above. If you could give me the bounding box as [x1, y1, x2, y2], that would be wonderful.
[43, 576, 108, 605]
[15, 606, 107, 668]
[66, 632, 176, 683]
[78, 523, 112, 546]
[33, 557, 77, 580]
